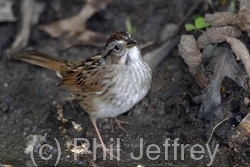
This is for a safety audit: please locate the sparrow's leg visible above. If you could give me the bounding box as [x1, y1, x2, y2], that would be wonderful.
[91, 120, 119, 160]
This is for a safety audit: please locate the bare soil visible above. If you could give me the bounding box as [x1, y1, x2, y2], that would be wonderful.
[0, 0, 248, 166]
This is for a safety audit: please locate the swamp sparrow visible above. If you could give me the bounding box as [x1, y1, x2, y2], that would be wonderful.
[17, 32, 152, 159]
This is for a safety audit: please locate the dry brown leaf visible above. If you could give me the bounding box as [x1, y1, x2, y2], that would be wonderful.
[194, 48, 247, 119]
[226, 36, 250, 88]
[197, 26, 242, 49]
[38, 0, 112, 49]
[38, 4, 95, 38]
[205, 1, 250, 37]
[61, 30, 108, 49]
[178, 35, 209, 89]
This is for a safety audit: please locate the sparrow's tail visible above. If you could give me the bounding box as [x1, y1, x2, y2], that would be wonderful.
[16, 50, 70, 74]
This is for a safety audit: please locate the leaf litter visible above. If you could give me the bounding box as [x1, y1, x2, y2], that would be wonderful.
[194, 48, 248, 119]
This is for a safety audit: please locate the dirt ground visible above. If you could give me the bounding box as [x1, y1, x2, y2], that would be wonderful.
[0, 0, 249, 166]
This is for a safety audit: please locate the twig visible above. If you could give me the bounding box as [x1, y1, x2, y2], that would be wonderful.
[206, 117, 229, 145]
[10, 0, 35, 54]
[140, 41, 155, 49]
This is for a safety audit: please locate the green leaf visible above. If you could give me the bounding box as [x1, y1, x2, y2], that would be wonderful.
[125, 18, 135, 34]
[195, 17, 210, 29]
[185, 24, 196, 31]
[193, 14, 203, 21]
[131, 27, 136, 34]
[227, 1, 235, 13]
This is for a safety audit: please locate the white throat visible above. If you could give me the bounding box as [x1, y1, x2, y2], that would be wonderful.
[126, 46, 141, 61]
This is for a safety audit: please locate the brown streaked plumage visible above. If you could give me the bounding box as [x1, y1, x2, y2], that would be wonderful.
[16, 32, 152, 160]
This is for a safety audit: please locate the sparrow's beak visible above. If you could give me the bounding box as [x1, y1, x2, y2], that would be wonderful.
[126, 39, 137, 48]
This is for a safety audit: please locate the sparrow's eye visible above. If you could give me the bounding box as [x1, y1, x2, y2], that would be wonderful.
[109, 42, 125, 56]
[114, 45, 121, 51]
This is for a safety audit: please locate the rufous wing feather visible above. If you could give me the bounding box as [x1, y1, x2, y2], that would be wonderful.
[59, 66, 107, 94]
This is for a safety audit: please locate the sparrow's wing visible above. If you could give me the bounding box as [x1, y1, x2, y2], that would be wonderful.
[59, 55, 109, 94]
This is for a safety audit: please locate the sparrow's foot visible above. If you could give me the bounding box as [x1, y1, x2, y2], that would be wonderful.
[111, 117, 129, 134]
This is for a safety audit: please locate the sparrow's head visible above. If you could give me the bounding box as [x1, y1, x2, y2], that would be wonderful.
[103, 32, 141, 65]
